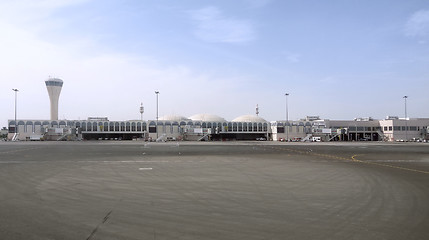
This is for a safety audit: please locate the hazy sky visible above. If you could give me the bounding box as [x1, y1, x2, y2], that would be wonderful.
[1, 0, 429, 127]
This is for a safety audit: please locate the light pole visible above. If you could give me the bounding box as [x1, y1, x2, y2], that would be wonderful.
[285, 93, 289, 142]
[12, 89, 19, 134]
[403, 95, 408, 141]
[155, 91, 160, 140]
[140, 102, 144, 139]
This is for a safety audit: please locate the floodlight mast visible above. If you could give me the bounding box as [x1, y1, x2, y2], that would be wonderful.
[285, 93, 289, 141]
[140, 102, 145, 139]
[155, 91, 160, 139]
[403, 95, 408, 141]
[12, 89, 19, 134]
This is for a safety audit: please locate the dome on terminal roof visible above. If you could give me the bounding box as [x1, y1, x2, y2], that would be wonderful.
[158, 115, 190, 122]
[232, 115, 267, 123]
[189, 114, 226, 122]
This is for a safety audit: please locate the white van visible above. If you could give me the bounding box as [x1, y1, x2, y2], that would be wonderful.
[311, 137, 321, 142]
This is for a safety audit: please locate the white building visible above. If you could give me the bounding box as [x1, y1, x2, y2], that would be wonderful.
[7, 115, 429, 142]
[6, 79, 429, 142]
[379, 118, 429, 141]
[7, 113, 271, 141]
[270, 116, 429, 142]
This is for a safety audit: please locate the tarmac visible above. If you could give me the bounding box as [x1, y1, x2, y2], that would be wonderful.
[0, 141, 428, 240]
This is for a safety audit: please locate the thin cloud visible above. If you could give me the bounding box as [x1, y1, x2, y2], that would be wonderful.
[189, 6, 256, 43]
[319, 76, 336, 84]
[0, 6, 250, 125]
[0, 0, 89, 22]
[242, 0, 272, 8]
[405, 9, 429, 37]
[286, 53, 301, 63]
[280, 51, 301, 63]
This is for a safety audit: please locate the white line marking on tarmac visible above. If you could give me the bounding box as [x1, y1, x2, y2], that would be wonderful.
[139, 167, 153, 170]
[120, 160, 168, 163]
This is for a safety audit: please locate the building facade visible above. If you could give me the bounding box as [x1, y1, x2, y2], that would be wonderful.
[271, 116, 429, 142]
[7, 114, 270, 141]
[8, 78, 429, 142]
[7, 115, 429, 142]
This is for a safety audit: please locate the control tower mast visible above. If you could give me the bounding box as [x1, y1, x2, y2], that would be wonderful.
[45, 77, 63, 120]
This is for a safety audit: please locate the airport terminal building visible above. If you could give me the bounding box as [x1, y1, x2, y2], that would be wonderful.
[6, 78, 429, 142]
[8, 115, 429, 142]
[7, 114, 271, 141]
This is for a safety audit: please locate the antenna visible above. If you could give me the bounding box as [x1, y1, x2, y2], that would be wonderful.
[139, 102, 144, 121]
[256, 104, 259, 116]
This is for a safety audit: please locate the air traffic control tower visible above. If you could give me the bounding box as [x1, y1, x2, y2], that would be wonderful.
[45, 78, 63, 120]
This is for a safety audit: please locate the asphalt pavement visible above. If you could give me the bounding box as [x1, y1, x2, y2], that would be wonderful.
[0, 141, 428, 240]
